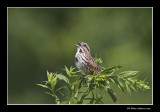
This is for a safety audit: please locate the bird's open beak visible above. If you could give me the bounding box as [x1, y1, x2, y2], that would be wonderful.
[77, 40, 81, 45]
[77, 41, 82, 46]
[75, 41, 81, 47]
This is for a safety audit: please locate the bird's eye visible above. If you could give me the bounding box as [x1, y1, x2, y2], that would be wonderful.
[84, 44, 87, 46]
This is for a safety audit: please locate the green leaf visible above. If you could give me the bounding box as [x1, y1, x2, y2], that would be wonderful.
[79, 90, 90, 102]
[72, 80, 81, 86]
[45, 92, 55, 97]
[41, 81, 48, 83]
[39, 64, 150, 104]
[101, 65, 122, 75]
[94, 57, 103, 64]
[55, 86, 65, 93]
[37, 84, 51, 90]
[132, 73, 141, 80]
[41, 81, 49, 85]
[77, 100, 83, 104]
[69, 97, 77, 104]
[129, 84, 137, 92]
[45, 92, 60, 104]
[51, 79, 57, 90]
[47, 71, 56, 83]
[60, 101, 69, 104]
[118, 71, 139, 77]
[64, 66, 71, 77]
[99, 66, 106, 70]
[125, 81, 131, 95]
[113, 79, 125, 93]
[69, 66, 76, 73]
[112, 78, 119, 85]
[58, 90, 64, 96]
[56, 74, 70, 84]
[64, 86, 72, 94]
[47, 71, 52, 82]
[118, 81, 126, 93]
[95, 94, 104, 104]
[89, 92, 95, 104]
[109, 78, 116, 84]
[65, 66, 77, 77]
[143, 85, 150, 89]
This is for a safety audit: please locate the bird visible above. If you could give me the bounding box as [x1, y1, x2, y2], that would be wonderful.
[75, 41, 101, 76]
[75, 41, 118, 102]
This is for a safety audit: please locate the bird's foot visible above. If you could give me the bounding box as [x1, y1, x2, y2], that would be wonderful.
[86, 74, 91, 77]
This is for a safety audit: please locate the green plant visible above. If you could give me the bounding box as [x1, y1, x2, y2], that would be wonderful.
[37, 58, 150, 104]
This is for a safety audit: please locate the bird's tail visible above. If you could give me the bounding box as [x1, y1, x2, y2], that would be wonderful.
[107, 88, 118, 103]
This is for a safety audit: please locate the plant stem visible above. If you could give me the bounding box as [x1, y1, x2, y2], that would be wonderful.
[75, 77, 84, 98]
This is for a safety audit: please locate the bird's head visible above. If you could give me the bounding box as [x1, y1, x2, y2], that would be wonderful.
[75, 41, 90, 53]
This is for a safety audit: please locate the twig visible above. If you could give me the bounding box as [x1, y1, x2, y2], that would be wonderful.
[75, 77, 85, 98]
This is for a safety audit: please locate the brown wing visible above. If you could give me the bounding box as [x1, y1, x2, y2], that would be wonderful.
[86, 53, 101, 74]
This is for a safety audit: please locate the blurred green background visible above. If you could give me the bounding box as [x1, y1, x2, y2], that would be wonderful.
[8, 8, 152, 104]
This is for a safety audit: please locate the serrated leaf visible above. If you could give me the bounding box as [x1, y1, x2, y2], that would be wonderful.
[64, 66, 71, 77]
[64, 86, 71, 93]
[45, 92, 60, 104]
[132, 73, 141, 80]
[55, 86, 65, 93]
[51, 78, 57, 90]
[45, 92, 55, 97]
[101, 65, 122, 75]
[70, 66, 73, 71]
[47, 71, 52, 82]
[58, 90, 64, 96]
[125, 81, 131, 95]
[41, 81, 49, 85]
[56, 74, 70, 84]
[118, 81, 126, 93]
[130, 84, 137, 92]
[94, 57, 103, 64]
[112, 78, 119, 86]
[79, 90, 90, 101]
[69, 97, 77, 104]
[113, 79, 125, 93]
[72, 80, 80, 86]
[37, 84, 51, 90]
[69, 66, 76, 72]
[109, 78, 116, 83]
[118, 71, 139, 77]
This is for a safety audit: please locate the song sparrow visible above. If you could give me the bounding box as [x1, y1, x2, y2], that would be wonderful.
[75, 41, 101, 76]
[75, 41, 118, 102]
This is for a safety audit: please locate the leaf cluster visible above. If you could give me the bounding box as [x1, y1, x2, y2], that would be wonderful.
[37, 58, 150, 104]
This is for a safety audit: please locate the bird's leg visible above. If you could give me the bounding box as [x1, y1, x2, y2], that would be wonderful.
[86, 72, 92, 77]
[86, 74, 91, 77]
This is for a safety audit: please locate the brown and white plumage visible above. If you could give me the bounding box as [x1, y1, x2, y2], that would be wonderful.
[75, 41, 118, 103]
[75, 41, 101, 75]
